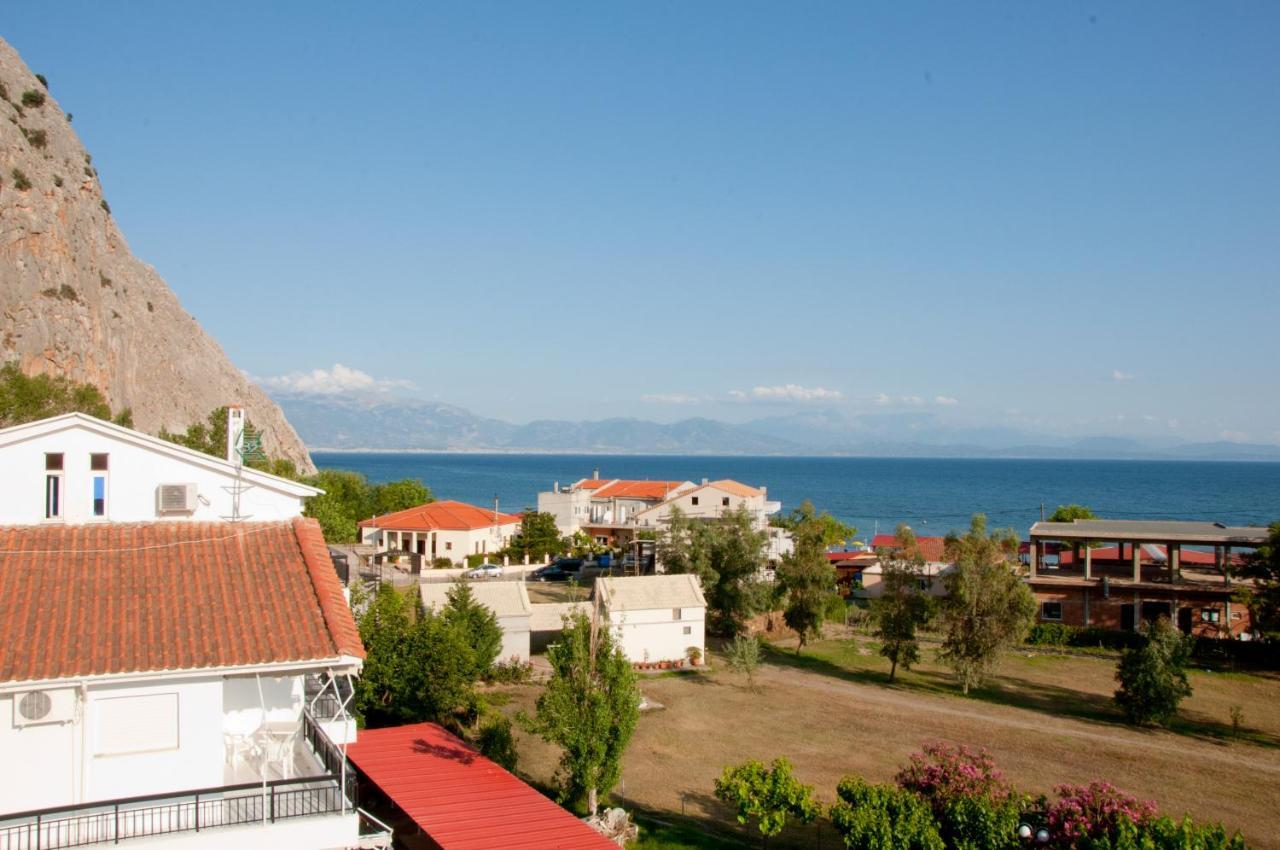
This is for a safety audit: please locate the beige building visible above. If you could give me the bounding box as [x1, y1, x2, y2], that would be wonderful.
[358, 500, 522, 565]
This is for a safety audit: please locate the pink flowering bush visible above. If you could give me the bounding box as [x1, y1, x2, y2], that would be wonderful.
[1045, 781, 1157, 847]
[896, 741, 1012, 805]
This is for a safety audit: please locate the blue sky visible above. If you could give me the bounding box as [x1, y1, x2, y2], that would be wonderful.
[5, 3, 1279, 442]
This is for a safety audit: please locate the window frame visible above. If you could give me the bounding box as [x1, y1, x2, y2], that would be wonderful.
[1041, 601, 1064, 621]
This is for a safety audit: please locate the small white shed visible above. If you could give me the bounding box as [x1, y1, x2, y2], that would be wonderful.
[420, 581, 533, 663]
[594, 574, 706, 664]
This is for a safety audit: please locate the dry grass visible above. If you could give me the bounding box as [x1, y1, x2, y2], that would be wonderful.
[497, 629, 1280, 848]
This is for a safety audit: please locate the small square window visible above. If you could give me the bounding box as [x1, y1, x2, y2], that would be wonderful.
[682, 626, 692, 635]
[45, 453, 64, 471]
[722, 497, 730, 507]
[673, 608, 682, 621]
[90, 453, 109, 471]
[1041, 602, 1063, 621]
[691, 496, 699, 506]
[445, 542, 453, 551]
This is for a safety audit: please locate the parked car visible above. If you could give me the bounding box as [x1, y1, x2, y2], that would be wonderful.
[550, 557, 585, 572]
[464, 563, 503, 579]
[529, 564, 573, 582]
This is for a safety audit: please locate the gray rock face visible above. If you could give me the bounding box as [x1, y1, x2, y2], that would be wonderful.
[0, 38, 314, 473]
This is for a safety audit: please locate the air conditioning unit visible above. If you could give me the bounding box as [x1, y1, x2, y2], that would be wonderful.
[156, 483, 198, 514]
[12, 688, 77, 727]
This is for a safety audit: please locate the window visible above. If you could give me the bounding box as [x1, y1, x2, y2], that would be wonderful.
[90, 453, 109, 471]
[691, 496, 699, 506]
[1201, 609, 1220, 623]
[44, 453, 63, 519]
[1041, 602, 1063, 621]
[673, 608, 682, 621]
[445, 541, 452, 551]
[91, 454, 109, 516]
[722, 497, 730, 507]
[94, 693, 179, 755]
[683, 626, 692, 635]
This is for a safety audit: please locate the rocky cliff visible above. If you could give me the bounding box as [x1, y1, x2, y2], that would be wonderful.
[0, 38, 314, 472]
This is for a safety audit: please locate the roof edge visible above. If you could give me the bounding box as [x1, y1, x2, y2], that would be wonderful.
[294, 516, 366, 660]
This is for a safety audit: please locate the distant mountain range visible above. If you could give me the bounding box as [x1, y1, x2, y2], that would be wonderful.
[275, 394, 1280, 461]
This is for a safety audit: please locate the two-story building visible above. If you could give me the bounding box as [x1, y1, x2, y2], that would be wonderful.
[357, 500, 522, 566]
[537, 476, 694, 544]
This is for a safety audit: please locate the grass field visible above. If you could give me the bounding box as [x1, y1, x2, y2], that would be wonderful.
[496, 627, 1280, 849]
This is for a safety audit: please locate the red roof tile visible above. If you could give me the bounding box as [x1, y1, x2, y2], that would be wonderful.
[871, 533, 951, 563]
[347, 722, 617, 850]
[0, 518, 364, 685]
[358, 500, 523, 532]
[592, 480, 688, 500]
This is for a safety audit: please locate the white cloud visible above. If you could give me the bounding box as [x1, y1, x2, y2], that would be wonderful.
[641, 393, 703, 405]
[877, 393, 925, 406]
[261, 363, 412, 395]
[731, 385, 843, 403]
[1112, 370, 1135, 382]
[1220, 430, 1249, 443]
[934, 396, 959, 406]
[875, 393, 892, 406]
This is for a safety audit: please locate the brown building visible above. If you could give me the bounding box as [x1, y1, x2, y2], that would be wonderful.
[1025, 519, 1267, 638]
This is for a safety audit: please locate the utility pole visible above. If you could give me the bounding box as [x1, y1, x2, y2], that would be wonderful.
[1040, 503, 1046, 522]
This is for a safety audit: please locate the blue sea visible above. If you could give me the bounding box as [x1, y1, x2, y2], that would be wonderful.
[310, 453, 1280, 539]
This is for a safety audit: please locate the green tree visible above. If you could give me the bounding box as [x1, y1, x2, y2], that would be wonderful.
[158, 405, 298, 477]
[441, 580, 503, 676]
[937, 515, 1037, 694]
[660, 505, 768, 635]
[773, 501, 857, 548]
[829, 778, 944, 850]
[776, 502, 839, 652]
[1048, 504, 1097, 565]
[370, 478, 432, 515]
[508, 511, 568, 560]
[352, 584, 413, 726]
[527, 611, 639, 816]
[303, 469, 375, 543]
[727, 633, 762, 691]
[1115, 617, 1193, 726]
[713, 758, 820, 840]
[872, 526, 935, 681]
[1238, 521, 1280, 639]
[0, 363, 132, 427]
[477, 714, 518, 772]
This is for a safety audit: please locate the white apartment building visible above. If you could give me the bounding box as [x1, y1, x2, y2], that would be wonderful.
[358, 500, 522, 565]
[537, 476, 694, 541]
[0, 411, 319, 525]
[0, 517, 383, 850]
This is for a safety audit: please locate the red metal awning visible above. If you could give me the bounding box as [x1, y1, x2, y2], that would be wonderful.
[346, 722, 617, 850]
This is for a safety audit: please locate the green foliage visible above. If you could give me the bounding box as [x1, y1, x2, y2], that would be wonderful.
[0, 363, 132, 428]
[507, 510, 568, 560]
[20, 89, 45, 107]
[1238, 521, 1280, 638]
[35, 74, 48, 89]
[1115, 618, 1193, 726]
[11, 168, 32, 190]
[1092, 814, 1250, 850]
[659, 505, 769, 635]
[441, 580, 503, 677]
[1026, 623, 1076, 646]
[774, 500, 857, 547]
[872, 551, 935, 681]
[1048, 504, 1097, 523]
[476, 713, 518, 772]
[464, 553, 487, 568]
[159, 406, 301, 482]
[353, 584, 483, 728]
[727, 633, 762, 690]
[824, 592, 849, 623]
[777, 501, 841, 651]
[713, 757, 820, 838]
[527, 611, 639, 815]
[101, 199, 111, 214]
[937, 515, 1037, 694]
[488, 656, 534, 685]
[21, 127, 47, 148]
[830, 777, 944, 850]
[370, 478, 433, 516]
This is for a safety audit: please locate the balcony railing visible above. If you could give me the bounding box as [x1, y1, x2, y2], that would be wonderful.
[1, 710, 359, 850]
[0, 774, 353, 850]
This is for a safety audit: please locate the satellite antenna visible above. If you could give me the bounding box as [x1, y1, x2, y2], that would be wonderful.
[222, 405, 266, 522]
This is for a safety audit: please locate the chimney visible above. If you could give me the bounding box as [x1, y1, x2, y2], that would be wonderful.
[554, 481, 560, 494]
[226, 405, 245, 464]
[701, 478, 709, 486]
[593, 467, 600, 480]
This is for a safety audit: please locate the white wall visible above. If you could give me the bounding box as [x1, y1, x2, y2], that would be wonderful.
[0, 423, 309, 525]
[536, 488, 590, 535]
[495, 614, 532, 663]
[606, 606, 705, 664]
[635, 486, 769, 531]
[119, 813, 360, 850]
[367, 523, 519, 565]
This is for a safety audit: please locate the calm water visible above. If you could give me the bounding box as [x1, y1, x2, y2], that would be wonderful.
[311, 453, 1280, 538]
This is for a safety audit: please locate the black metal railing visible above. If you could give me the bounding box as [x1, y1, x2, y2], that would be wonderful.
[0, 775, 346, 850]
[302, 706, 350, 780]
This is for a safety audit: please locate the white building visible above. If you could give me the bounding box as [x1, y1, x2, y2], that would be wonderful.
[537, 476, 694, 542]
[420, 582, 533, 663]
[0, 411, 319, 525]
[0, 517, 382, 850]
[358, 500, 522, 565]
[593, 574, 707, 665]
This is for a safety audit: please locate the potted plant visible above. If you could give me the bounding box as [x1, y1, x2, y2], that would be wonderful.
[686, 646, 702, 667]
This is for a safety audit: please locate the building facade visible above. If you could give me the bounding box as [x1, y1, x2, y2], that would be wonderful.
[358, 500, 522, 565]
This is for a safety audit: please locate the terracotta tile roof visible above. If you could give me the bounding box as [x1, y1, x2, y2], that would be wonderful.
[358, 500, 523, 532]
[0, 517, 364, 685]
[872, 533, 951, 564]
[573, 478, 611, 491]
[347, 722, 617, 850]
[706, 479, 764, 498]
[592, 480, 688, 500]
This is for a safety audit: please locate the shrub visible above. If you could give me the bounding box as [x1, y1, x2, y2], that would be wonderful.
[0, 82, 8, 102]
[823, 591, 848, 623]
[21, 89, 45, 107]
[476, 714, 518, 771]
[1114, 618, 1192, 726]
[1112, 814, 1249, 850]
[1045, 781, 1156, 846]
[100, 199, 111, 214]
[19, 127, 47, 148]
[464, 553, 488, 568]
[726, 633, 761, 690]
[35, 74, 48, 89]
[488, 656, 533, 685]
[713, 757, 820, 838]
[896, 741, 1020, 850]
[11, 168, 32, 191]
[1027, 623, 1075, 646]
[830, 777, 944, 850]
[432, 556, 454, 569]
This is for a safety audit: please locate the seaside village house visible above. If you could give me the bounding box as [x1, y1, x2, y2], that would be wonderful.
[1025, 519, 1266, 637]
[538, 473, 792, 562]
[420, 581, 534, 663]
[847, 533, 957, 599]
[593, 574, 707, 666]
[358, 500, 521, 567]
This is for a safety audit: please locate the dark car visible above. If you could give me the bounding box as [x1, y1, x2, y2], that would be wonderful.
[529, 564, 573, 582]
[550, 557, 585, 572]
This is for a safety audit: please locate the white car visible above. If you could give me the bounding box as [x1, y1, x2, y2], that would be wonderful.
[464, 563, 503, 579]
